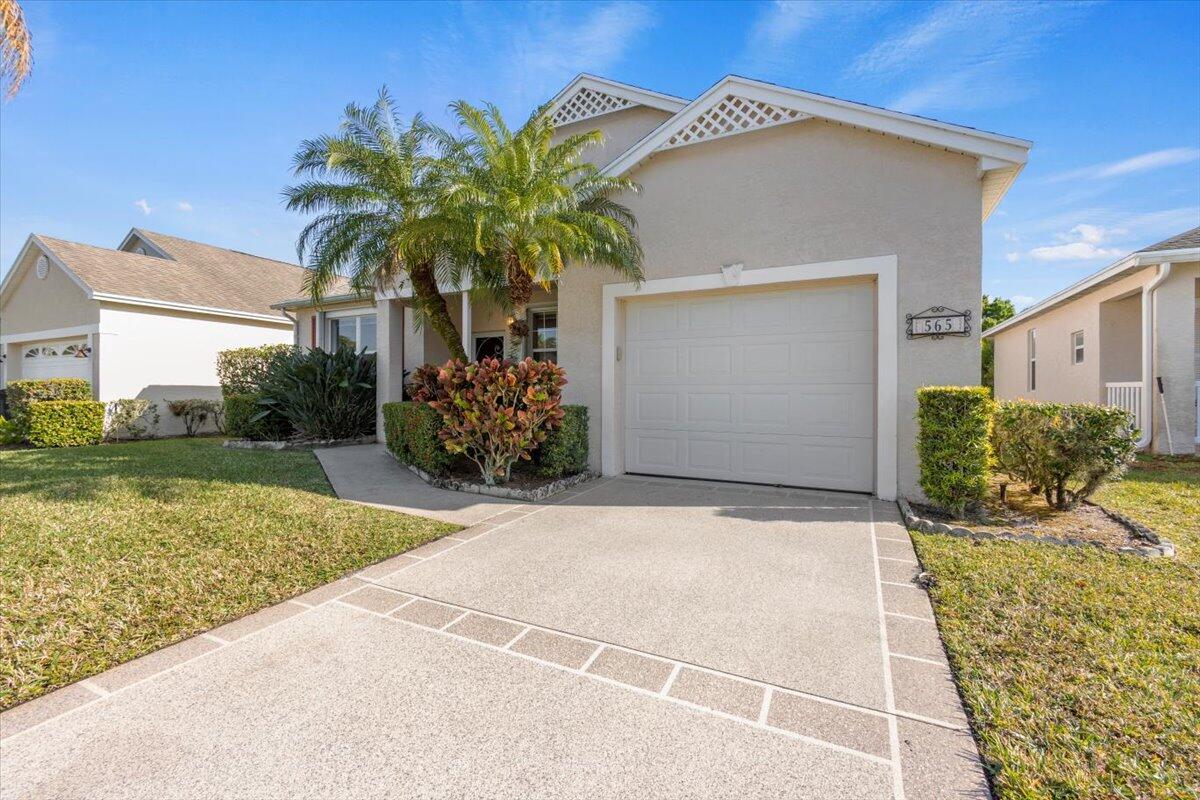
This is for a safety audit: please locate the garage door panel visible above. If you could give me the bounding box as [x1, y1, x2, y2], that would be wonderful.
[623, 429, 875, 491]
[628, 384, 874, 438]
[628, 330, 874, 386]
[624, 282, 876, 492]
[627, 284, 874, 342]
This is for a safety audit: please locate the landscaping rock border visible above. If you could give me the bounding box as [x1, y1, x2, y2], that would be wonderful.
[223, 436, 375, 451]
[401, 457, 595, 502]
[896, 498, 1174, 558]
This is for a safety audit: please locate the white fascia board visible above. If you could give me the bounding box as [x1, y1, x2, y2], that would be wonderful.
[0, 323, 100, 345]
[0, 234, 41, 299]
[2, 236, 97, 302]
[604, 75, 1031, 178]
[983, 245, 1200, 339]
[547, 74, 689, 121]
[272, 292, 374, 310]
[94, 293, 292, 325]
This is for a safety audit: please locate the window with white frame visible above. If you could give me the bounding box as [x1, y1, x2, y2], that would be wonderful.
[1071, 330, 1084, 365]
[1027, 328, 1037, 391]
[529, 308, 557, 363]
[328, 313, 376, 354]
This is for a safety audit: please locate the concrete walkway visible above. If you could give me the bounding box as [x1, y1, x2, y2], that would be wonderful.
[1, 453, 989, 799]
[315, 443, 521, 525]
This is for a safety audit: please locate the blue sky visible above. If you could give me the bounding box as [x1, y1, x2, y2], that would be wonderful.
[2, 0, 1198, 309]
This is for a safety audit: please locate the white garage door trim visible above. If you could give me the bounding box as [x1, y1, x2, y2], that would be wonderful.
[602, 254, 898, 500]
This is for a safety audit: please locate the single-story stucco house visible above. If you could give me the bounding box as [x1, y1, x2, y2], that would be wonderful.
[0, 228, 325, 436]
[984, 226, 1199, 454]
[277, 73, 1033, 500]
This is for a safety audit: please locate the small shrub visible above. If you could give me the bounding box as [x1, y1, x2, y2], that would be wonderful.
[26, 400, 105, 448]
[992, 400, 1137, 510]
[535, 405, 588, 478]
[104, 399, 160, 441]
[411, 357, 565, 485]
[7, 379, 91, 433]
[0, 416, 20, 445]
[383, 401, 457, 475]
[167, 399, 223, 437]
[216, 344, 294, 396]
[916, 386, 993, 516]
[224, 393, 291, 441]
[256, 347, 376, 440]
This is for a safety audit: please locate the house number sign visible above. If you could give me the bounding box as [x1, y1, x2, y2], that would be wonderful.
[906, 306, 971, 340]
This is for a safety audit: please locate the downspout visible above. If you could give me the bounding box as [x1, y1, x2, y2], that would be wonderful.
[1138, 262, 1172, 450]
[280, 309, 298, 347]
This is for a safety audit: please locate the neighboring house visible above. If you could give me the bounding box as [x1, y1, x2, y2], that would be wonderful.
[984, 227, 1199, 454]
[0, 228, 318, 436]
[278, 73, 1033, 500]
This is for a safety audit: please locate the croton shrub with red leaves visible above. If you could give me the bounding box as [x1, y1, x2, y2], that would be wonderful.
[411, 357, 566, 485]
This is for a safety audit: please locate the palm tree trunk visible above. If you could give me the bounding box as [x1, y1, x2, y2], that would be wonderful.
[504, 252, 533, 359]
[409, 259, 467, 362]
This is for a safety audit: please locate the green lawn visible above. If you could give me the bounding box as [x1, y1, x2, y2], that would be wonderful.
[0, 438, 456, 709]
[912, 456, 1199, 800]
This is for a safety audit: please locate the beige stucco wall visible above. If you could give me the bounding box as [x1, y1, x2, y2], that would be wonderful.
[991, 262, 1198, 452]
[992, 268, 1153, 404]
[554, 118, 984, 498]
[1150, 261, 1198, 453]
[0, 246, 98, 336]
[554, 106, 673, 168]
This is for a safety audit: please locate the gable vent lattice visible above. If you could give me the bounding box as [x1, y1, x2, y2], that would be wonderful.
[661, 95, 807, 150]
[551, 87, 634, 126]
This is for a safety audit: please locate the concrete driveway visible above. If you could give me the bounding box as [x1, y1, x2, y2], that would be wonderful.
[1, 456, 988, 799]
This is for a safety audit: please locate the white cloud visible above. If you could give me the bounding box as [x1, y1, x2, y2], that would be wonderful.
[1011, 294, 1037, 309]
[1027, 223, 1125, 262]
[1028, 241, 1123, 262]
[737, 1, 883, 76]
[133, 199, 152, 216]
[1027, 224, 1127, 261]
[176, 201, 194, 212]
[845, 1, 1085, 113]
[1045, 148, 1200, 183]
[1004, 252, 1020, 263]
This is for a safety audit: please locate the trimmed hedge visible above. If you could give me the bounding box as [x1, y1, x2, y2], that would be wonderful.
[383, 401, 456, 476]
[535, 405, 589, 478]
[916, 386, 993, 516]
[26, 400, 105, 448]
[7, 379, 92, 432]
[216, 344, 294, 396]
[224, 393, 291, 441]
[992, 400, 1137, 510]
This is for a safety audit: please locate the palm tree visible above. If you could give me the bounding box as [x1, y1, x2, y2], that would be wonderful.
[437, 101, 644, 357]
[1, 0, 33, 99]
[284, 89, 470, 361]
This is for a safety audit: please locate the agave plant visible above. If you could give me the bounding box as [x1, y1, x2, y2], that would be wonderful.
[255, 347, 377, 440]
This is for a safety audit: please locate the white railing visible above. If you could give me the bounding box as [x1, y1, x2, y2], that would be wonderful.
[1106, 382, 1143, 433]
[1195, 381, 1199, 443]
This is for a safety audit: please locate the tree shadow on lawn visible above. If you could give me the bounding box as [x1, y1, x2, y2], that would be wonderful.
[0, 438, 340, 505]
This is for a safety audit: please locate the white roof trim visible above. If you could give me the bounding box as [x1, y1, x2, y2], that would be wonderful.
[602, 75, 1031, 221]
[117, 228, 174, 259]
[983, 245, 1200, 339]
[547, 74, 687, 127]
[1, 235, 95, 304]
[94, 293, 292, 324]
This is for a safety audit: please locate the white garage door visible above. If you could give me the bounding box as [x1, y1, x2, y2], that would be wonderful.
[19, 341, 93, 382]
[623, 282, 875, 492]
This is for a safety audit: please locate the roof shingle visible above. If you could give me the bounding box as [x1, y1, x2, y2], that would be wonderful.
[1141, 226, 1200, 253]
[33, 229, 353, 318]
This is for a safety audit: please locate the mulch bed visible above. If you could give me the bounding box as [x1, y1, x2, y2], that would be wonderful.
[912, 477, 1152, 551]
